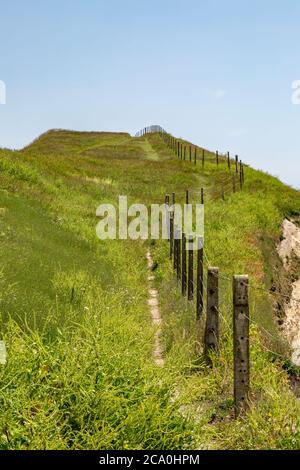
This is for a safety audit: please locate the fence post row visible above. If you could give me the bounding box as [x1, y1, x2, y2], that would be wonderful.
[233, 275, 250, 417]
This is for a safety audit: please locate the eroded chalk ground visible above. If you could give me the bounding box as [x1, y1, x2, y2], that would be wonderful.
[278, 219, 300, 365]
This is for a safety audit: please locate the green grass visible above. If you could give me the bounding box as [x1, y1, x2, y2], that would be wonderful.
[0, 129, 299, 449]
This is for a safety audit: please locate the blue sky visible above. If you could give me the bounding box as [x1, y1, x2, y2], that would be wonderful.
[0, 0, 300, 188]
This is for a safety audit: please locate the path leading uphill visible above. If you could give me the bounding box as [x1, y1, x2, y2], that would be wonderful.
[146, 250, 164, 366]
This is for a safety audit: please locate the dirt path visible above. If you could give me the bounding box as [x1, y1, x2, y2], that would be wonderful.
[146, 251, 164, 366]
[278, 219, 300, 365]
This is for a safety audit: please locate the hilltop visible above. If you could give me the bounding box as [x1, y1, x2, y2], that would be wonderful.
[0, 128, 299, 449]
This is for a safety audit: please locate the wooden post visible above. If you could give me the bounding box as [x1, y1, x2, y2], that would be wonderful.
[184, 146, 186, 160]
[194, 147, 197, 165]
[202, 149, 205, 168]
[177, 142, 180, 158]
[221, 183, 225, 201]
[165, 194, 170, 240]
[196, 237, 204, 319]
[204, 268, 219, 358]
[235, 155, 239, 173]
[170, 211, 174, 259]
[189, 146, 192, 162]
[185, 190, 189, 205]
[172, 192, 175, 206]
[216, 151, 219, 166]
[201, 188, 204, 205]
[173, 226, 178, 271]
[242, 163, 245, 184]
[227, 151, 230, 170]
[188, 236, 194, 301]
[181, 232, 187, 295]
[233, 275, 250, 417]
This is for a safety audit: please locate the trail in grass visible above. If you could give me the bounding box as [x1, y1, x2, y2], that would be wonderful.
[146, 250, 164, 366]
[138, 138, 160, 161]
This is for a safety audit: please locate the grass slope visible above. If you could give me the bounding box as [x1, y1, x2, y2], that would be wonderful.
[0, 129, 299, 449]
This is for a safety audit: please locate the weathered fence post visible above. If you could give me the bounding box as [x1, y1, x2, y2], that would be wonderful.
[202, 149, 205, 168]
[194, 147, 197, 165]
[201, 188, 204, 205]
[233, 275, 250, 418]
[184, 146, 186, 160]
[172, 192, 175, 206]
[216, 151, 219, 166]
[170, 210, 174, 259]
[181, 232, 187, 295]
[188, 236, 194, 301]
[165, 194, 170, 240]
[196, 237, 204, 319]
[227, 151, 231, 170]
[173, 226, 178, 271]
[185, 190, 189, 205]
[204, 267, 219, 359]
[189, 145, 192, 162]
[221, 183, 225, 201]
[235, 155, 239, 173]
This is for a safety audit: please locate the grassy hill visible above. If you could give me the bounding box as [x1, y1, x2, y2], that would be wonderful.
[0, 129, 299, 449]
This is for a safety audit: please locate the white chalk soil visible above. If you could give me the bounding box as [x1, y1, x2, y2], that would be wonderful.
[146, 250, 164, 366]
[278, 219, 300, 365]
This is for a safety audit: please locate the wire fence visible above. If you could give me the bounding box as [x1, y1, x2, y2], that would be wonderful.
[136, 124, 298, 416]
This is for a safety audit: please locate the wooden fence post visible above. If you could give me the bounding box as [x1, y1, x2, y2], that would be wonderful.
[172, 192, 175, 206]
[201, 188, 204, 205]
[227, 151, 231, 170]
[170, 211, 174, 259]
[204, 267, 219, 359]
[235, 155, 239, 173]
[189, 145, 192, 162]
[186, 190, 189, 205]
[233, 275, 250, 417]
[184, 146, 186, 160]
[173, 226, 178, 271]
[221, 183, 225, 201]
[188, 236, 194, 301]
[202, 149, 205, 168]
[196, 237, 204, 319]
[181, 232, 187, 295]
[194, 147, 197, 165]
[216, 151, 219, 166]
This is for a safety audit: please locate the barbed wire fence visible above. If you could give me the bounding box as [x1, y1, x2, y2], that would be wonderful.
[135, 124, 296, 418]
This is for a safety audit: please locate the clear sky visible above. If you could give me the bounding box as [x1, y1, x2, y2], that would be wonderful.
[0, 0, 300, 188]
